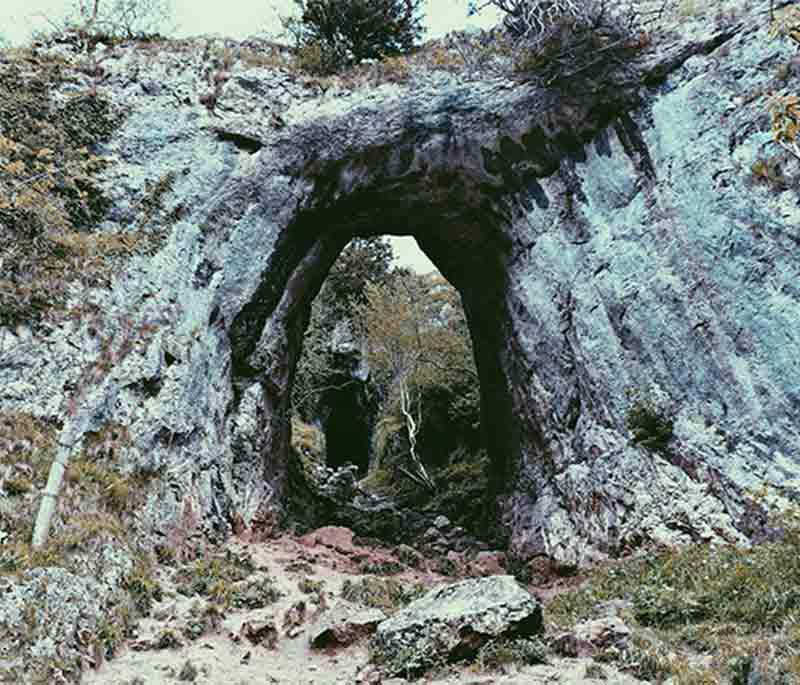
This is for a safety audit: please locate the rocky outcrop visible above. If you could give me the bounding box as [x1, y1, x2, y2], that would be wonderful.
[1, 0, 799, 564]
[371, 575, 542, 676]
[0, 564, 134, 682]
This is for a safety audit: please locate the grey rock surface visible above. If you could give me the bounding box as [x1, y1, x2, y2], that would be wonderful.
[310, 603, 386, 648]
[0, 564, 132, 681]
[0, 0, 798, 563]
[372, 575, 542, 675]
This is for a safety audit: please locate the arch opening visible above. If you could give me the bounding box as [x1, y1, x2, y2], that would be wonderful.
[228, 155, 530, 544]
[282, 222, 515, 539]
[292, 235, 484, 484]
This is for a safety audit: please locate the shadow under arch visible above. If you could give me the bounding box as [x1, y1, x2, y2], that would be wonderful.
[228, 170, 528, 534]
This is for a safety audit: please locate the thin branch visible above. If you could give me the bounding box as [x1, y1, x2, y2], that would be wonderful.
[777, 139, 800, 160]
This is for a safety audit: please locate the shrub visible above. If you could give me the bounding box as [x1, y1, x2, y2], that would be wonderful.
[472, 0, 598, 41]
[473, 637, 548, 671]
[341, 577, 423, 613]
[174, 549, 256, 600]
[768, 2, 800, 161]
[284, 0, 425, 75]
[470, 0, 642, 84]
[625, 389, 674, 453]
[53, 0, 174, 42]
[769, 95, 800, 159]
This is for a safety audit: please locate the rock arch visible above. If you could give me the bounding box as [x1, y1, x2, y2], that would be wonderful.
[5, 18, 799, 565]
[208, 55, 797, 562]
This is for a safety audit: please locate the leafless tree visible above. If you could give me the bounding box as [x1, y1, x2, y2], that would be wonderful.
[41, 0, 174, 42]
[471, 0, 642, 86]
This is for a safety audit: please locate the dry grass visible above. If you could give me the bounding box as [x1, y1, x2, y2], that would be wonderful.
[0, 48, 179, 327]
[546, 507, 800, 683]
[291, 416, 325, 462]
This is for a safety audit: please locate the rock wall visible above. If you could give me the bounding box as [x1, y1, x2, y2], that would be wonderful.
[1, 1, 798, 563]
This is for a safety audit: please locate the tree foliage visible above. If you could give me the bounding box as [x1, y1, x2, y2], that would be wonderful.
[284, 0, 425, 74]
[292, 238, 394, 418]
[356, 272, 477, 398]
[355, 271, 479, 485]
[319, 237, 395, 315]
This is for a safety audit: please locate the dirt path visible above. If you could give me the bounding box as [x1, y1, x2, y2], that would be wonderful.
[83, 531, 642, 685]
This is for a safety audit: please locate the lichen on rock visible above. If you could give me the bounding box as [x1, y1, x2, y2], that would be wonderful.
[371, 575, 543, 676]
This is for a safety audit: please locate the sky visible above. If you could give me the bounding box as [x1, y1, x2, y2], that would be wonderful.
[1, 0, 500, 46]
[0, 1, 499, 273]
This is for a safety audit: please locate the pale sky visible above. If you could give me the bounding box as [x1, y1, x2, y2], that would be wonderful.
[390, 237, 436, 274]
[1, 0, 500, 45]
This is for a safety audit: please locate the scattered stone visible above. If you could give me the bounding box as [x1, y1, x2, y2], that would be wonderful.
[471, 551, 507, 577]
[575, 616, 631, 652]
[178, 659, 198, 682]
[554, 614, 632, 658]
[422, 527, 440, 543]
[240, 620, 278, 648]
[310, 604, 387, 648]
[283, 600, 307, 637]
[433, 515, 451, 530]
[285, 560, 315, 575]
[433, 552, 461, 576]
[372, 575, 542, 676]
[300, 527, 358, 556]
[551, 631, 582, 658]
[395, 544, 424, 569]
[358, 557, 404, 576]
[355, 664, 383, 684]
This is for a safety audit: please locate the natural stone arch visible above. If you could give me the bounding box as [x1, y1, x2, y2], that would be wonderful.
[226, 161, 527, 536]
[214, 71, 654, 544]
[10, 17, 798, 566]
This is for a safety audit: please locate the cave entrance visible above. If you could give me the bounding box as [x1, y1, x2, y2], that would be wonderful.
[322, 379, 371, 473]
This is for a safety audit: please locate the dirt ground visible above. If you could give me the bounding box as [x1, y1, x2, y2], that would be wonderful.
[83, 530, 642, 685]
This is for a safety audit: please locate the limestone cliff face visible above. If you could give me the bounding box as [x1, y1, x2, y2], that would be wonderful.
[1, 1, 798, 563]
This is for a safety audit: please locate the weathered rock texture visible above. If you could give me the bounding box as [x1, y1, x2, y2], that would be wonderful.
[1, 0, 799, 563]
[310, 603, 386, 648]
[372, 575, 542, 675]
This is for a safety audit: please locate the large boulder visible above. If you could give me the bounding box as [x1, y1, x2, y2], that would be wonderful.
[0, 566, 130, 682]
[310, 603, 386, 648]
[371, 575, 542, 676]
